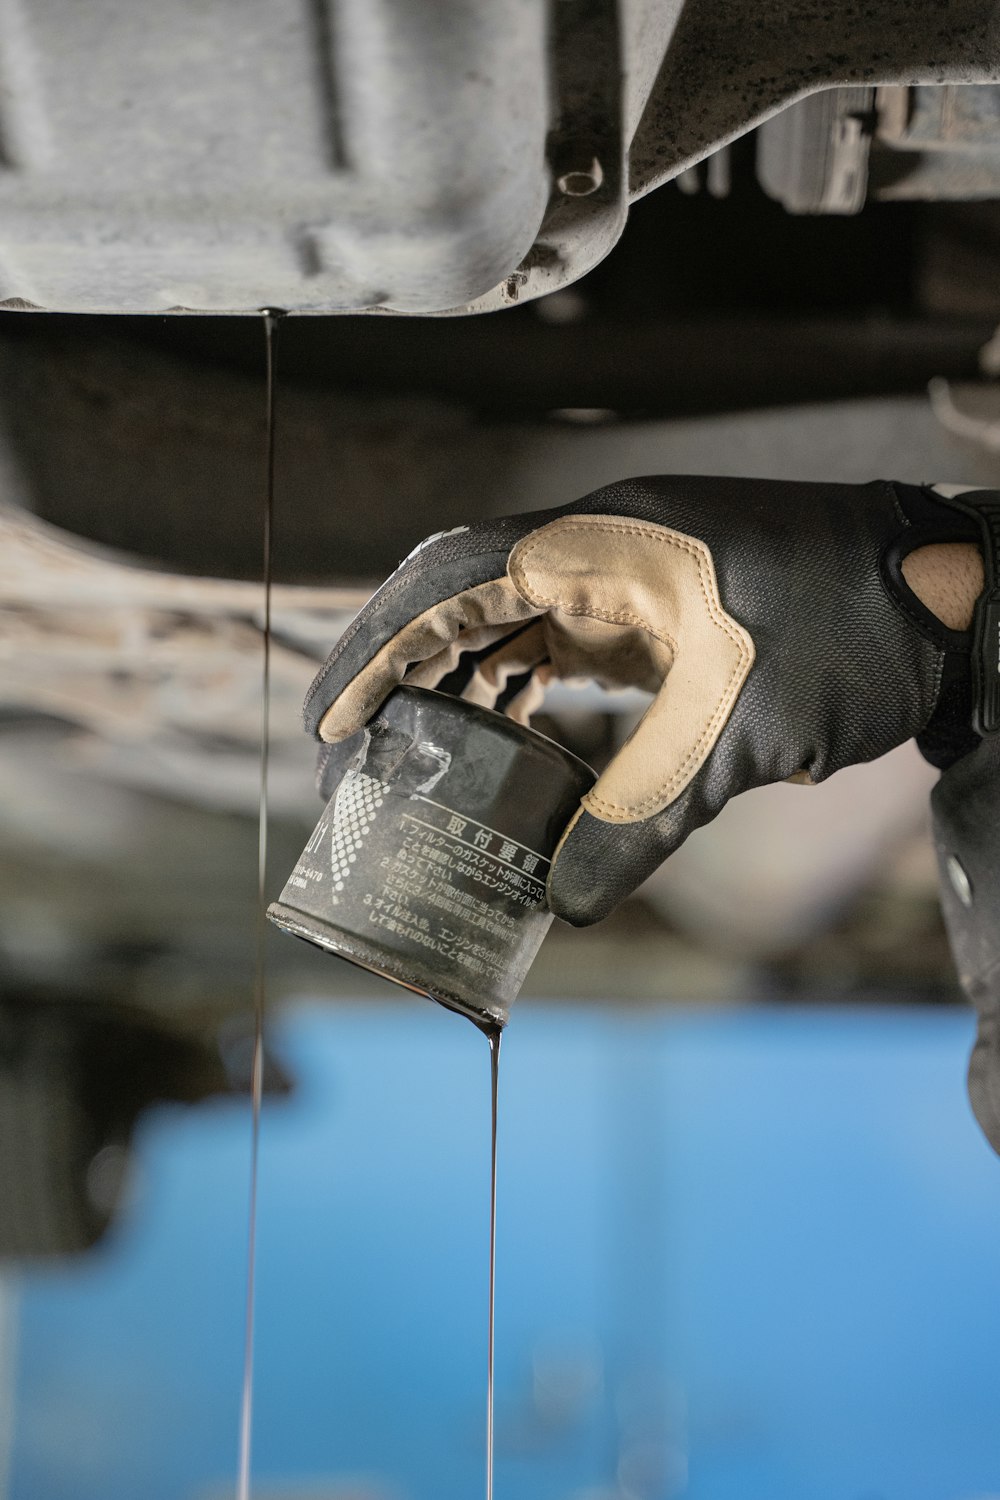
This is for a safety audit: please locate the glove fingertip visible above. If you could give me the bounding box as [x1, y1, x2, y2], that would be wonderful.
[547, 798, 699, 927]
[546, 880, 614, 928]
[546, 811, 630, 928]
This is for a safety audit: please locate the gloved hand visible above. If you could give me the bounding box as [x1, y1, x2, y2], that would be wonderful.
[305, 475, 986, 926]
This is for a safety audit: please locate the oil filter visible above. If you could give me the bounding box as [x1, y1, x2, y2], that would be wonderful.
[268, 686, 595, 1028]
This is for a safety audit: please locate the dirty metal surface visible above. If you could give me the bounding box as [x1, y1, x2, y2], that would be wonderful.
[628, 0, 1000, 199]
[1, 1, 999, 314]
[0, 0, 560, 314]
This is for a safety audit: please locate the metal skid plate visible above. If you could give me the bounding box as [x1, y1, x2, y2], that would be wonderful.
[0, 0, 555, 314]
[3, 1, 1000, 314]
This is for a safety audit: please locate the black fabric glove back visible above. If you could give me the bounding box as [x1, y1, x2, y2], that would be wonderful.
[305, 475, 982, 927]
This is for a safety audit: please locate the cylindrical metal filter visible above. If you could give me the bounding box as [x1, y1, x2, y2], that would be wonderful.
[268, 686, 595, 1028]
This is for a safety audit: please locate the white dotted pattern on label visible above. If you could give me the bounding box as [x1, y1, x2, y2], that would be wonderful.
[331, 772, 388, 892]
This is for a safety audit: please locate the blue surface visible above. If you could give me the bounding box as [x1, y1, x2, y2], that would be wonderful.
[9, 1001, 1000, 1500]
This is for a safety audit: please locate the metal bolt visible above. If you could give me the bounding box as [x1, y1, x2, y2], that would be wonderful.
[946, 853, 974, 908]
[556, 157, 603, 197]
[503, 271, 528, 302]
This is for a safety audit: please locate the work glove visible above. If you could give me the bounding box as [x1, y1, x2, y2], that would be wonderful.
[305, 475, 988, 927]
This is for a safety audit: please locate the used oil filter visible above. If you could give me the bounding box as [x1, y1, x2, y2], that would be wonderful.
[268, 686, 596, 1028]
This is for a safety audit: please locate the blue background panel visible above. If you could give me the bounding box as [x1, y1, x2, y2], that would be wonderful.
[8, 1001, 1000, 1500]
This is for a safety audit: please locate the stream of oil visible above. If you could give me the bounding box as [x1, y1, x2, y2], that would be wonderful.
[483, 1023, 501, 1500]
[237, 308, 282, 1500]
[239, 308, 502, 1500]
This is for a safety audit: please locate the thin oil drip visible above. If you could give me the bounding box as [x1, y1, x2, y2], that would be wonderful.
[483, 1021, 501, 1500]
[238, 307, 283, 1500]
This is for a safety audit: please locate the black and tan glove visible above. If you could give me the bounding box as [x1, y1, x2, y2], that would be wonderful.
[305, 475, 991, 927]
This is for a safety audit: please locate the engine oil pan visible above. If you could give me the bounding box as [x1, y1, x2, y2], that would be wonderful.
[268, 686, 595, 1028]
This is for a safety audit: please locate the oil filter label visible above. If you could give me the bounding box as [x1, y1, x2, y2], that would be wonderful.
[277, 775, 553, 1002]
[367, 794, 548, 990]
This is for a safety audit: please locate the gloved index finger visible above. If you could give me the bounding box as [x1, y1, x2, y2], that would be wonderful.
[302, 518, 537, 743]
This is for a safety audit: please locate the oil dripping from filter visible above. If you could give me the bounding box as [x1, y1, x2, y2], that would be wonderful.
[478, 1019, 502, 1500]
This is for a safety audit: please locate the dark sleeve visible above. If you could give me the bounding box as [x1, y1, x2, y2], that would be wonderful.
[932, 735, 1000, 1153]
